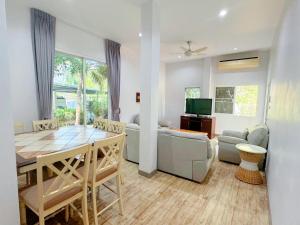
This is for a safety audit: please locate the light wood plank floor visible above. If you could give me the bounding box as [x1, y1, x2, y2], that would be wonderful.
[19, 159, 270, 225]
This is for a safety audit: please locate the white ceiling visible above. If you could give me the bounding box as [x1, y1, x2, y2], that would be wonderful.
[11, 0, 286, 62]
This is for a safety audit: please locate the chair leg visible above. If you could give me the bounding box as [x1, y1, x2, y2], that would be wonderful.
[19, 199, 27, 225]
[39, 216, 45, 225]
[26, 172, 30, 185]
[116, 175, 124, 215]
[120, 173, 124, 185]
[92, 187, 99, 225]
[65, 205, 70, 222]
[82, 196, 89, 225]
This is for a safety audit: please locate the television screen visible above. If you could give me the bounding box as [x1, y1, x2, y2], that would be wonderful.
[185, 98, 212, 116]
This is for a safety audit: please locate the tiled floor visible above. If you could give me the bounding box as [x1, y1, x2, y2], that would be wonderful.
[19, 158, 269, 225]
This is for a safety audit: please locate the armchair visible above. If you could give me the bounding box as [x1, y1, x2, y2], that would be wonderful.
[218, 124, 269, 169]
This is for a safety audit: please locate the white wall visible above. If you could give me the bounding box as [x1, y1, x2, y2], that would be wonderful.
[6, 1, 39, 132]
[164, 59, 209, 128]
[266, 0, 300, 224]
[212, 50, 270, 134]
[0, 0, 20, 224]
[120, 46, 140, 123]
[6, 1, 140, 129]
[164, 52, 269, 132]
[159, 63, 166, 120]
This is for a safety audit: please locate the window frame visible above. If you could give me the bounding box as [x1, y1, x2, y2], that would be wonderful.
[53, 50, 108, 125]
[214, 85, 259, 117]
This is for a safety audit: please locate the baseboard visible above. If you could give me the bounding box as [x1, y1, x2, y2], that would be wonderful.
[138, 169, 156, 178]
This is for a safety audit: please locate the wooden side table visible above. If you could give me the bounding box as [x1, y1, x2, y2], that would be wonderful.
[235, 144, 267, 185]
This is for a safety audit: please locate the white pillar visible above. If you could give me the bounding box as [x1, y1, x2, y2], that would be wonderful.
[139, 0, 160, 176]
[0, 0, 20, 224]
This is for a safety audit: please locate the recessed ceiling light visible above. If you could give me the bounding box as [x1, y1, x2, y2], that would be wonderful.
[178, 55, 182, 59]
[219, 9, 228, 18]
[138, 32, 142, 37]
[233, 47, 238, 51]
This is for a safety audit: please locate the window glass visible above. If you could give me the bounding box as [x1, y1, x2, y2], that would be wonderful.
[53, 52, 108, 126]
[53, 52, 83, 126]
[85, 60, 108, 125]
[235, 85, 258, 117]
[215, 86, 258, 117]
[185, 87, 201, 99]
[215, 87, 234, 114]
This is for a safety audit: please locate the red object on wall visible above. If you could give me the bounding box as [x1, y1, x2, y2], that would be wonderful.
[136, 92, 140, 103]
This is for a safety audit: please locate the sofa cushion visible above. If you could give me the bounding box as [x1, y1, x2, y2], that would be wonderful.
[247, 124, 268, 146]
[222, 129, 248, 140]
[207, 139, 217, 159]
[165, 129, 208, 140]
[126, 123, 140, 130]
[133, 114, 140, 125]
[158, 120, 172, 127]
[218, 136, 248, 145]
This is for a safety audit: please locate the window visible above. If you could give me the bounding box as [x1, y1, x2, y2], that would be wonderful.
[215, 87, 235, 114]
[53, 52, 108, 126]
[185, 87, 201, 99]
[185, 87, 201, 111]
[215, 85, 258, 117]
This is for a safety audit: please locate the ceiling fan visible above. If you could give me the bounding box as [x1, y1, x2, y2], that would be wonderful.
[174, 41, 207, 57]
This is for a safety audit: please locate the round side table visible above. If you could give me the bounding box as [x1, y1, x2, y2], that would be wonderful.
[235, 144, 267, 185]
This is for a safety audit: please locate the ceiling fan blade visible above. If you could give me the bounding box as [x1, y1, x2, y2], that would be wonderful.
[180, 46, 188, 52]
[191, 53, 206, 56]
[191, 47, 208, 53]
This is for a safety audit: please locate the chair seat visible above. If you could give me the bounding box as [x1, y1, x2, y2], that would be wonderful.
[77, 159, 118, 184]
[20, 176, 82, 212]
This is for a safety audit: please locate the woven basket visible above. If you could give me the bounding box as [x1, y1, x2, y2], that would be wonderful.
[235, 167, 263, 185]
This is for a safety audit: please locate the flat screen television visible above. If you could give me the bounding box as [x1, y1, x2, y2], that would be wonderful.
[185, 98, 212, 116]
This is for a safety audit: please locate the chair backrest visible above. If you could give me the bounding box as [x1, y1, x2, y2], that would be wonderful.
[247, 124, 269, 148]
[93, 118, 108, 130]
[107, 120, 126, 134]
[36, 144, 91, 213]
[92, 134, 125, 183]
[33, 119, 58, 132]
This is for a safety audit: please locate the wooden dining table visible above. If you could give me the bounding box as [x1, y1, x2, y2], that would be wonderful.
[15, 125, 116, 175]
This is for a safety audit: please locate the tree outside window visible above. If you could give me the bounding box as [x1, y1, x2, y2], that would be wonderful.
[185, 87, 201, 99]
[53, 52, 108, 126]
[215, 85, 258, 117]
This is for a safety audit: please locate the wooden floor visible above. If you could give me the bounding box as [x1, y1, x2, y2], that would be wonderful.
[19, 159, 270, 225]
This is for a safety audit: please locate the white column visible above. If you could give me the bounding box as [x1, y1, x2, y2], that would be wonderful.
[0, 0, 20, 224]
[139, 0, 160, 176]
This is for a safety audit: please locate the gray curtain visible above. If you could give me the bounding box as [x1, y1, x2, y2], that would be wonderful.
[31, 8, 56, 120]
[105, 39, 121, 121]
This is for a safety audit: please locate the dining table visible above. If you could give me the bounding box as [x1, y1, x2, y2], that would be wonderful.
[15, 125, 117, 175]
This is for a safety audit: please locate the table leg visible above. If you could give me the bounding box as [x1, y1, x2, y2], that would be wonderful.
[235, 151, 264, 185]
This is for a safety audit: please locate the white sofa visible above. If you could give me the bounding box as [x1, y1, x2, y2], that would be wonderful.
[124, 122, 216, 183]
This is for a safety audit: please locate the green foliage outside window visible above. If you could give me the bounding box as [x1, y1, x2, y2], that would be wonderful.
[53, 52, 108, 126]
[185, 87, 201, 99]
[215, 86, 258, 117]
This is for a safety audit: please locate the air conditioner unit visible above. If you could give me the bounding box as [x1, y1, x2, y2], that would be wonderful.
[218, 57, 260, 71]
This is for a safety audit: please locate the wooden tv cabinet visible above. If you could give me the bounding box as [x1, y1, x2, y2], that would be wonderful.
[180, 115, 216, 139]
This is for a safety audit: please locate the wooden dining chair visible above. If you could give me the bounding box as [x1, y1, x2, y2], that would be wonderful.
[77, 133, 125, 225]
[107, 120, 126, 134]
[32, 119, 58, 132]
[93, 118, 108, 131]
[19, 144, 92, 225]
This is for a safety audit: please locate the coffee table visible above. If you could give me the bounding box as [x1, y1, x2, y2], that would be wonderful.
[235, 143, 267, 185]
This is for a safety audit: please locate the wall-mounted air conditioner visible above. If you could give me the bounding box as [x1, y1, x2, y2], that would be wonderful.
[218, 57, 260, 71]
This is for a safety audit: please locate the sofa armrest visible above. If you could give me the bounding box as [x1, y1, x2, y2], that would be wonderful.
[218, 136, 248, 145]
[222, 130, 248, 139]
